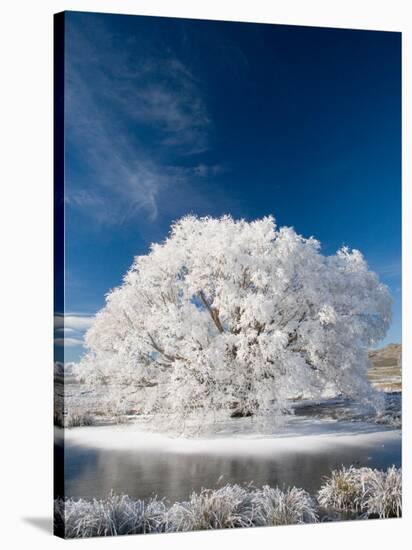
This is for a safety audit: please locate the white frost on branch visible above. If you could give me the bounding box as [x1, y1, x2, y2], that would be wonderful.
[78, 215, 391, 423]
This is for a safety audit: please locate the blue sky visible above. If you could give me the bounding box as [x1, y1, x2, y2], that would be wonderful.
[59, 12, 401, 362]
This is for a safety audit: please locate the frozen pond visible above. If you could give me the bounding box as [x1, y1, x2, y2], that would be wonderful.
[56, 396, 401, 502]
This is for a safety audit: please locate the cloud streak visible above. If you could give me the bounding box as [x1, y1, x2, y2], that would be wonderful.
[54, 314, 94, 348]
[370, 259, 401, 281]
[54, 314, 94, 331]
[65, 18, 214, 226]
[54, 337, 84, 348]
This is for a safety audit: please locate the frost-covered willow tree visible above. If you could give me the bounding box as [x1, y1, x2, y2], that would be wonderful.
[79, 215, 391, 421]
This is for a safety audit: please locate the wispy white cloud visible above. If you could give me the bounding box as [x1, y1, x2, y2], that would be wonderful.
[54, 337, 84, 348]
[54, 314, 94, 332]
[54, 314, 94, 348]
[120, 58, 211, 152]
[65, 20, 216, 226]
[168, 163, 229, 178]
[370, 259, 401, 280]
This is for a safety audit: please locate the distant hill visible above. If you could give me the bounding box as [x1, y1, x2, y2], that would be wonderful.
[369, 343, 401, 368]
[368, 344, 401, 392]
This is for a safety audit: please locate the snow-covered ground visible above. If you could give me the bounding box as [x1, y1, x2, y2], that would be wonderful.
[58, 400, 401, 503]
[63, 412, 400, 455]
[55, 377, 401, 504]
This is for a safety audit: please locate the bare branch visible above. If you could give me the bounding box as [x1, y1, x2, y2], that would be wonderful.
[147, 333, 176, 362]
[198, 290, 224, 333]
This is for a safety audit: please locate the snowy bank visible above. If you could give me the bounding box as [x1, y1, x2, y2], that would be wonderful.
[55, 467, 401, 538]
[64, 414, 400, 457]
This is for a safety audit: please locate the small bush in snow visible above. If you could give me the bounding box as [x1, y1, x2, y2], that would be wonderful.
[54, 410, 64, 428]
[56, 485, 319, 537]
[362, 466, 402, 518]
[318, 466, 366, 514]
[55, 493, 167, 538]
[168, 484, 257, 531]
[55, 470, 400, 538]
[253, 486, 318, 525]
[169, 484, 318, 532]
[54, 409, 95, 428]
[318, 466, 401, 518]
[65, 410, 95, 428]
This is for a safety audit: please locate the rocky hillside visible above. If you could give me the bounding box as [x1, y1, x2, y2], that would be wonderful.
[368, 344, 401, 392]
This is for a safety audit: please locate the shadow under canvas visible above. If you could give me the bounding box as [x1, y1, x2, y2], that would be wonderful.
[23, 517, 52, 535]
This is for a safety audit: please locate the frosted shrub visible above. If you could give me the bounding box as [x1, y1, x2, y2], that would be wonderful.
[168, 484, 257, 531]
[54, 472, 401, 538]
[363, 466, 402, 518]
[54, 410, 95, 428]
[318, 466, 401, 518]
[100, 390, 130, 418]
[318, 466, 367, 514]
[55, 493, 167, 538]
[53, 498, 66, 536]
[56, 486, 319, 538]
[53, 410, 64, 428]
[65, 410, 95, 428]
[253, 486, 318, 525]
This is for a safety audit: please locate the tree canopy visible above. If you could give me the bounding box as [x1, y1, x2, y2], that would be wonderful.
[79, 215, 391, 421]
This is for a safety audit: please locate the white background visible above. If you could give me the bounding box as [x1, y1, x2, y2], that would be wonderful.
[0, 1, 410, 548]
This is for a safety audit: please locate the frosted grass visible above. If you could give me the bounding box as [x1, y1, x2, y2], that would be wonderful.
[317, 466, 401, 518]
[55, 484, 317, 538]
[54, 493, 168, 538]
[55, 467, 400, 537]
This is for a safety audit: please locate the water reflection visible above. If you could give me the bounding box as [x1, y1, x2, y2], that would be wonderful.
[63, 433, 400, 502]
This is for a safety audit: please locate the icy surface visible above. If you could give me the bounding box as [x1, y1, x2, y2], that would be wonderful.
[65, 415, 400, 455]
[58, 395, 401, 503]
[60, 416, 400, 502]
